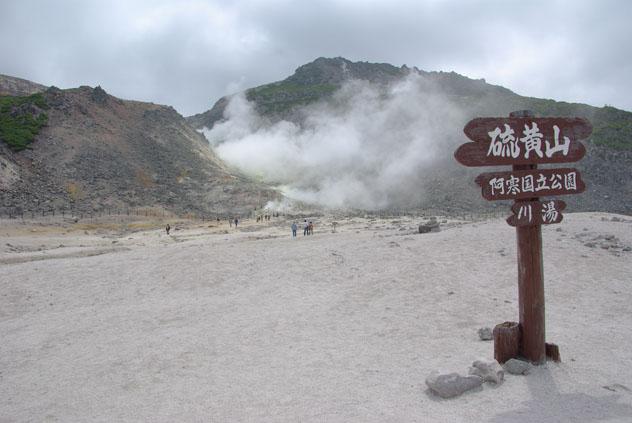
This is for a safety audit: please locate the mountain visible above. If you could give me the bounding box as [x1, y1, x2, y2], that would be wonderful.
[1, 83, 278, 216]
[188, 57, 632, 214]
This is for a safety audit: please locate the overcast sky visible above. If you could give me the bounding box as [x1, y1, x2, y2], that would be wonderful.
[1, 0, 631, 116]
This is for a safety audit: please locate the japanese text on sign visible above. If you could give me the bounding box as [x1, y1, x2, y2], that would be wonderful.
[517, 201, 560, 224]
[489, 171, 577, 197]
[487, 122, 570, 159]
[506, 200, 567, 227]
[475, 167, 585, 201]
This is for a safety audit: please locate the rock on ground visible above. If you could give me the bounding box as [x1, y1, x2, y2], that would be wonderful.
[425, 371, 484, 398]
[503, 358, 532, 375]
[478, 327, 493, 341]
[469, 360, 504, 384]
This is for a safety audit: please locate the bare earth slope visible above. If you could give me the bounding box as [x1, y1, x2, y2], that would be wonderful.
[0, 74, 47, 96]
[1, 213, 631, 421]
[1, 86, 278, 215]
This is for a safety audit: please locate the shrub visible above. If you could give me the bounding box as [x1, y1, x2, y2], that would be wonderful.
[0, 93, 49, 151]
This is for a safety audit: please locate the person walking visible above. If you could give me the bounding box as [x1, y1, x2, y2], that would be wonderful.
[165, 223, 171, 235]
[303, 219, 309, 236]
[308, 221, 314, 235]
[291, 222, 297, 237]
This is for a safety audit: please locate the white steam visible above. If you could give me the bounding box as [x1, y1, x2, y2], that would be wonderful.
[203, 74, 466, 210]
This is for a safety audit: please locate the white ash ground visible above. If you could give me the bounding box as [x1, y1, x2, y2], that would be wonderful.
[1, 212, 631, 422]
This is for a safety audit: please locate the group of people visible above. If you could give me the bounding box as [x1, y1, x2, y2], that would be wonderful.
[291, 219, 314, 237]
[165, 213, 317, 238]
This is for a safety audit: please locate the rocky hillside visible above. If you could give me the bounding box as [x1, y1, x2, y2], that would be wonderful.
[188, 57, 632, 214]
[1, 85, 278, 216]
[0, 74, 47, 96]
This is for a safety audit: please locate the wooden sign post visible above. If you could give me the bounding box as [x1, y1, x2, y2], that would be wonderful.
[455, 110, 592, 364]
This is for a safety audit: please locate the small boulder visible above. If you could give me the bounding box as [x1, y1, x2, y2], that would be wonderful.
[503, 358, 532, 375]
[478, 327, 493, 341]
[468, 360, 504, 384]
[425, 371, 483, 398]
[419, 222, 440, 234]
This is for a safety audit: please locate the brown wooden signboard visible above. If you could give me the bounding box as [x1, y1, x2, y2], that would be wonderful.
[475, 168, 585, 201]
[507, 200, 567, 227]
[455, 117, 592, 166]
[454, 111, 590, 365]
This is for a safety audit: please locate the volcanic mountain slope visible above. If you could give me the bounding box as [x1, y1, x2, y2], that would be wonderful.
[188, 57, 632, 214]
[0, 74, 47, 96]
[0, 83, 278, 215]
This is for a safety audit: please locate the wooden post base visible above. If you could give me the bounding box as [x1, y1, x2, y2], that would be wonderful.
[493, 321, 521, 364]
[493, 321, 561, 364]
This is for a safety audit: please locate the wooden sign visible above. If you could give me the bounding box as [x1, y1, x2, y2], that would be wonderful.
[454, 111, 591, 366]
[455, 117, 592, 166]
[475, 168, 585, 201]
[507, 200, 567, 227]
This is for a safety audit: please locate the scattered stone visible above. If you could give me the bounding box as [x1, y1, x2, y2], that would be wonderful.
[602, 383, 631, 393]
[425, 371, 484, 398]
[468, 360, 504, 384]
[584, 242, 597, 248]
[556, 227, 563, 232]
[478, 327, 493, 341]
[419, 221, 440, 234]
[503, 358, 532, 375]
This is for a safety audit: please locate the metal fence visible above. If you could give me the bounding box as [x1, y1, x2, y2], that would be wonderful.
[0, 205, 510, 223]
[0, 206, 224, 222]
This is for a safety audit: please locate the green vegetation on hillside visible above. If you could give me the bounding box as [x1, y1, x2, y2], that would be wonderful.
[246, 82, 337, 114]
[524, 99, 632, 150]
[590, 106, 632, 150]
[0, 93, 48, 151]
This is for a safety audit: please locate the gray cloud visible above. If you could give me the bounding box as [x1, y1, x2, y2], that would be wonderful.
[1, 0, 631, 115]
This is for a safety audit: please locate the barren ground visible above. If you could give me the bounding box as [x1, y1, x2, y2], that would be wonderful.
[1, 212, 631, 422]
